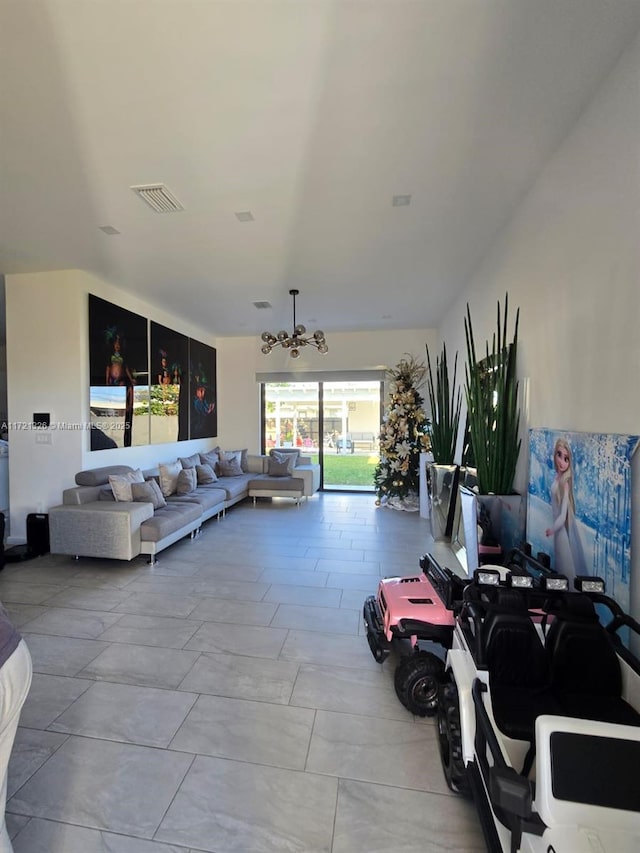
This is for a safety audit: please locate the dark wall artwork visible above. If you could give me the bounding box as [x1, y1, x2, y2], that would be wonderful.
[189, 338, 217, 439]
[150, 322, 189, 444]
[89, 295, 149, 449]
[88, 294, 217, 449]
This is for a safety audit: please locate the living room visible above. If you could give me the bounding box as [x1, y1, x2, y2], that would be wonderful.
[0, 0, 640, 853]
[1, 4, 639, 551]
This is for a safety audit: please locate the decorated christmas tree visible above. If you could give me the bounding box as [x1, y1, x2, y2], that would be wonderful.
[374, 354, 431, 510]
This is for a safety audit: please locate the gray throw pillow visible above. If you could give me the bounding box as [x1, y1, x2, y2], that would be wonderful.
[131, 480, 167, 509]
[196, 463, 217, 484]
[199, 450, 220, 472]
[218, 459, 243, 477]
[98, 486, 115, 501]
[267, 454, 292, 477]
[270, 448, 299, 469]
[222, 448, 249, 472]
[179, 453, 200, 469]
[176, 467, 197, 495]
[269, 450, 296, 474]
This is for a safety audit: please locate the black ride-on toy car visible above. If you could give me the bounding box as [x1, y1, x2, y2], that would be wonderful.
[438, 557, 640, 853]
[363, 553, 467, 716]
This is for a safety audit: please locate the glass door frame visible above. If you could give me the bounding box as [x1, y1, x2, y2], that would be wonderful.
[260, 379, 384, 492]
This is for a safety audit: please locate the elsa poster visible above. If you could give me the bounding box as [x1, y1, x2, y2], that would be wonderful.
[528, 428, 639, 612]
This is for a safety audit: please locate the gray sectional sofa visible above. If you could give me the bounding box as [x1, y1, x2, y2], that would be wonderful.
[49, 449, 320, 564]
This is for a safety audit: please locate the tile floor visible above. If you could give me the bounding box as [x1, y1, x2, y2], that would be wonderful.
[1, 493, 484, 852]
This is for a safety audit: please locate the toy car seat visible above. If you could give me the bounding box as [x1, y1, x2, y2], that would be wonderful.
[484, 592, 559, 742]
[546, 594, 640, 727]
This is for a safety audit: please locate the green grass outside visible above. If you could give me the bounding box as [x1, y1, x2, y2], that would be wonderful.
[310, 453, 379, 487]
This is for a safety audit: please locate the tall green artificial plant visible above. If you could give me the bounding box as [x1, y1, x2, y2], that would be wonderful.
[425, 342, 461, 464]
[464, 294, 521, 495]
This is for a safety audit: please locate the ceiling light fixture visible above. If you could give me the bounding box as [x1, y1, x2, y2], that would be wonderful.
[260, 289, 328, 359]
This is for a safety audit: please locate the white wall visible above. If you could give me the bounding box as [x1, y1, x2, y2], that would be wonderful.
[5, 269, 218, 541]
[438, 32, 640, 613]
[215, 328, 438, 452]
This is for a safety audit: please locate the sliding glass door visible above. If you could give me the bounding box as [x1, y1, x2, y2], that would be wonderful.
[262, 380, 383, 491]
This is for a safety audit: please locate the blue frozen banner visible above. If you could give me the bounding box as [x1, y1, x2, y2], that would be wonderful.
[528, 429, 639, 612]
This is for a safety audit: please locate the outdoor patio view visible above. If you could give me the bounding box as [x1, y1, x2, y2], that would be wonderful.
[262, 381, 383, 490]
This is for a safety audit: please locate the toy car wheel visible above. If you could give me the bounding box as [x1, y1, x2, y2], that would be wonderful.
[394, 652, 444, 717]
[437, 680, 470, 797]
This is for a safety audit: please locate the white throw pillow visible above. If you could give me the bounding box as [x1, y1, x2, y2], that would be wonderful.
[158, 461, 182, 497]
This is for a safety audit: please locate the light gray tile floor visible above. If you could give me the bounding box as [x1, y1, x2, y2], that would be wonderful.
[2, 492, 483, 852]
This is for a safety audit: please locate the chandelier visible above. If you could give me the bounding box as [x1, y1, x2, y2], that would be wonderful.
[261, 289, 328, 358]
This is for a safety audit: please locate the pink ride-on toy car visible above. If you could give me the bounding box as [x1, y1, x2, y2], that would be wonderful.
[363, 553, 467, 716]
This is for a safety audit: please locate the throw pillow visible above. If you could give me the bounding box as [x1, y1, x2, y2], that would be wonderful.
[218, 459, 243, 477]
[270, 448, 299, 469]
[179, 453, 200, 469]
[177, 467, 197, 495]
[267, 453, 292, 477]
[131, 480, 167, 509]
[270, 450, 296, 474]
[199, 449, 220, 472]
[98, 486, 115, 502]
[158, 461, 182, 497]
[196, 463, 217, 484]
[222, 448, 249, 472]
[219, 449, 242, 467]
[108, 469, 145, 502]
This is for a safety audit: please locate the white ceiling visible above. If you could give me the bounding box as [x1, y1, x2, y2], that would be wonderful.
[2, 0, 640, 338]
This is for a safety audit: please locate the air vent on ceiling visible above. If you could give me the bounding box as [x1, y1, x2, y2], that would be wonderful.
[235, 211, 255, 222]
[253, 301, 272, 309]
[130, 184, 184, 213]
[99, 225, 120, 235]
[392, 194, 412, 207]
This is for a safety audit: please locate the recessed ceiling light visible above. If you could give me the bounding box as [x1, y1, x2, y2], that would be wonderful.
[99, 225, 120, 235]
[235, 211, 254, 222]
[392, 195, 411, 207]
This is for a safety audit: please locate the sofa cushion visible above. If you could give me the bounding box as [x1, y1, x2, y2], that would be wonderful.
[140, 502, 202, 542]
[108, 469, 145, 502]
[159, 461, 182, 497]
[168, 488, 226, 513]
[75, 465, 134, 487]
[196, 463, 217, 484]
[98, 487, 115, 502]
[177, 467, 197, 495]
[179, 453, 201, 470]
[248, 476, 305, 493]
[131, 480, 167, 509]
[215, 476, 250, 501]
